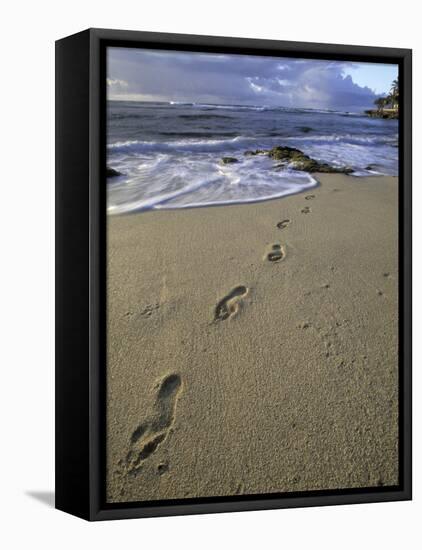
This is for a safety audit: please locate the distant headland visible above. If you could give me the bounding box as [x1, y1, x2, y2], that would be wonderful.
[365, 79, 399, 119]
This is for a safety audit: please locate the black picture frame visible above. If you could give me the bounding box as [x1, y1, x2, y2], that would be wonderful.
[55, 28, 412, 521]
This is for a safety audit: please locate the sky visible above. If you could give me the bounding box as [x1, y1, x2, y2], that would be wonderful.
[107, 47, 398, 112]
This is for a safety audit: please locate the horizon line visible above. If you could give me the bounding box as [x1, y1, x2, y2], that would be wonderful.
[106, 98, 364, 113]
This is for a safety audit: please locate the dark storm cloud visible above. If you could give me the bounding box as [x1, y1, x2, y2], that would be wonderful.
[107, 48, 388, 111]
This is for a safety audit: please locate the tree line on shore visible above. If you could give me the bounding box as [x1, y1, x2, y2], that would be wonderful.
[373, 79, 399, 113]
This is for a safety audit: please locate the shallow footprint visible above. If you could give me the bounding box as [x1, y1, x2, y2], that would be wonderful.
[266, 243, 285, 263]
[301, 206, 311, 214]
[125, 373, 182, 476]
[276, 219, 290, 230]
[214, 285, 248, 321]
[305, 195, 315, 200]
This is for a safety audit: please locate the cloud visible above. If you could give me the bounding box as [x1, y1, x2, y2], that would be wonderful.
[107, 48, 396, 112]
[107, 78, 128, 94]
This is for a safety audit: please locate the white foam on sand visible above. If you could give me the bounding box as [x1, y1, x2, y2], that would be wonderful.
[107, 153, 318, 214]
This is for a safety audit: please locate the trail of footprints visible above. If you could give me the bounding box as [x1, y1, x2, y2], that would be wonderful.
[122, 194, 314, 478]
[120, 190, 390, 490]
[213, 195, 314, 322]
[123, 373, 182, 477]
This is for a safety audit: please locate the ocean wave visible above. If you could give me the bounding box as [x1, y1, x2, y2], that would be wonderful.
[169, 101, 194, 106]
[167, 102, 360, 115]
[108, 136, 256, 154]
[107, 132, 397, 156]
[169, 101, 268, 112]
[285, 134, 398, 145]
[197, 103, 267, 111]
[107, 155, 318, 214]
[157, 131, 241, 139]
[177, 114, 235, 120]
[109, 113, 145, 120]
[108, 177, 215, 214]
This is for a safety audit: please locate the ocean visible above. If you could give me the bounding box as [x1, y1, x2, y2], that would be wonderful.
[107, 100, 398, 215]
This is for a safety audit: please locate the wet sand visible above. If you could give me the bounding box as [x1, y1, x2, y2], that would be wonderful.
[106, 174, 399, 503]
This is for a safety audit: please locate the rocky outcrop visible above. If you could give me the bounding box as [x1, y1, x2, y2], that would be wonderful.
[106, 167, 122, 177]
[220, 157, 239, 164]
[249, 146, 353, 174]
[364, 109, 398, 120]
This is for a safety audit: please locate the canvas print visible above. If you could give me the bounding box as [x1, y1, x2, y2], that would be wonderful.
[106, 47, 399, 503]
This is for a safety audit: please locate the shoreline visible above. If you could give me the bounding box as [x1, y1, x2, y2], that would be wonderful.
[107, 174, 400, 216]
[106, 173, 399, 503]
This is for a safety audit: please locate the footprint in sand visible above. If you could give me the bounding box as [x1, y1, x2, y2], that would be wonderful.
[214, 285, 248, 321]
[276, 219, 290, 230]
[125, 373, 182, 476]
[305, 195, 315, 200]
[140, 303, 159, 318]
[301, 206, 311, 214]
[124, 303, 159, 319]
[265, 243, 285, 263]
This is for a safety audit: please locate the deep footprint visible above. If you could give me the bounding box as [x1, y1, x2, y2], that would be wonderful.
[125, 373, 182, 475]
[266, 243, 285, 262]
[214, 285, 248, 321]
[276, 219, 290, 230]
[301, 206, 311, 214]
[305, 195, 315, 200]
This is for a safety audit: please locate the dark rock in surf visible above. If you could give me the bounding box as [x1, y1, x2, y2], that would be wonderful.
[221, 157, 239, 164]
[261, 146, 353, 174]
[244, 149, 266, 156]
[106, 167, 122, 178]
[267, 146, 306, 162]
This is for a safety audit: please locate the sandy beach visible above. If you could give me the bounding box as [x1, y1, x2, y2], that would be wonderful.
[106, 174, 399, 503]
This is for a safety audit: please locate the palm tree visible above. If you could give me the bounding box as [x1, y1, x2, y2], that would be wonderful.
[374, 97, 386, 112]
[370, 80, 399, 117]
[389, 78, 399, 110]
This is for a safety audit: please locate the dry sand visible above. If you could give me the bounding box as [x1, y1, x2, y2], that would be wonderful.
[106, 174, 399, 503]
